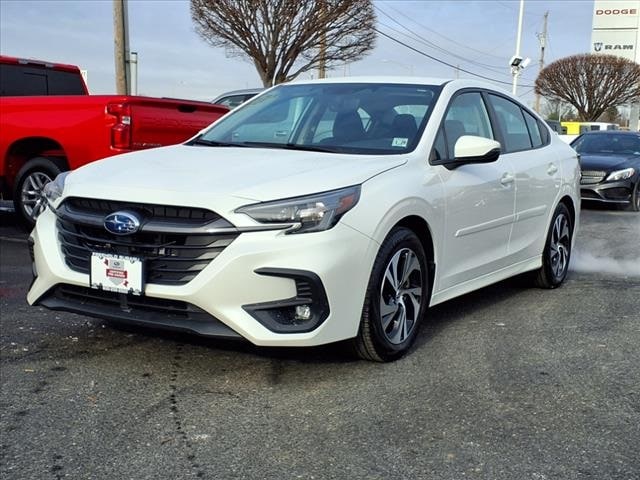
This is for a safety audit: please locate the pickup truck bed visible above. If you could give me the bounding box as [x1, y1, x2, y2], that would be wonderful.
[0, 55, 229, 226]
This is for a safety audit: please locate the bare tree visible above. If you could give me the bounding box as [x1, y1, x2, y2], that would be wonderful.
[542, 99, 576, 122]
[535, 54, 640, 121]
[191, 0, 376, 87]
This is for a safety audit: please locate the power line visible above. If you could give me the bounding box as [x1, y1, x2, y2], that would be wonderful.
[374, 28, 535, 88]
[374, 5, 536, 82]
[375, 6, 507, 72]
[379, 3, 508, 62]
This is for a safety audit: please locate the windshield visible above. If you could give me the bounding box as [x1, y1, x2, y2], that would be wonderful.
[572, 133, 640, 155]
[195, 83, 441, 155]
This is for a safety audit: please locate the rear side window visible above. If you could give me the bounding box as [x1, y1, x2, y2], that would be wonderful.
[487, 94, 532, 152]
[523, 110, 543, 148]
[0, 63, 85, 96]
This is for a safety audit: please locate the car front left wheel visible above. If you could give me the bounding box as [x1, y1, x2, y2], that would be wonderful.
[352, 227, 429, 362]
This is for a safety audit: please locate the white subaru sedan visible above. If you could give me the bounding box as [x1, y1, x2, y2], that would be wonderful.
[28, 78, 580, 361]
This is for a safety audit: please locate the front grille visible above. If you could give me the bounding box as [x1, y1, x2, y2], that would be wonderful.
[580, 170, 606, 185]
[66, 197, 219, 224]
[57, 198, 239, 286]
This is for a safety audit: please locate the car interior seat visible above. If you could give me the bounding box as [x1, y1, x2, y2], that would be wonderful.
[390, 114, 418, 140]
[331, 111, 366, 143]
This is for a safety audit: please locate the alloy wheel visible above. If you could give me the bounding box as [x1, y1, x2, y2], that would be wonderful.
[20, 171, 52, 220]
[550, 213, 570, 279]
[379, 248, 423, 345]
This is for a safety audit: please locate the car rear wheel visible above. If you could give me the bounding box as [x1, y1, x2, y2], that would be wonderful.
[533, 203, 572, 289]
[352, 227, 429, 362]
[13, 157, 63, 229]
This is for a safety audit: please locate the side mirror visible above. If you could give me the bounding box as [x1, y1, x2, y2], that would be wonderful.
[445, 135, 501, 169]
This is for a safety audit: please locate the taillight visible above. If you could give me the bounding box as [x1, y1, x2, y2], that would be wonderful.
[107, 103, 132, 149]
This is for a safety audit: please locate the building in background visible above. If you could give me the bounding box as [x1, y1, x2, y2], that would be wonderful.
[591, 0, 640, 130]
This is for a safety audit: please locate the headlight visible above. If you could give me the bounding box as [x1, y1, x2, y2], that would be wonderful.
[606, 167, 635, 182]
[236, 185, 361, 234]
[42, 171, 70, 203]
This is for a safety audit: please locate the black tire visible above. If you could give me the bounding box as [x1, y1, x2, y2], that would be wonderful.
[13, 157, 63, 229]
[533, 203, 573, 289]
[352, 227, 429, 362]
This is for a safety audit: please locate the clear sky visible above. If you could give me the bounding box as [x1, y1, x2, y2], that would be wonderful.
[0, 0, 596, 106]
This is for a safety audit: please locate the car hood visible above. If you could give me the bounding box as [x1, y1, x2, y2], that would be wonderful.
[579, 153, 639, 172]
[64, 144, 406, 215]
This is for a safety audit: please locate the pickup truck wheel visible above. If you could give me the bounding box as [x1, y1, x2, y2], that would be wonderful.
[13, 157, 63, 228]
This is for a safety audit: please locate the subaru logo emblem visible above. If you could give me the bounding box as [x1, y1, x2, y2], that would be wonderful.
[104, 211, 141, 235]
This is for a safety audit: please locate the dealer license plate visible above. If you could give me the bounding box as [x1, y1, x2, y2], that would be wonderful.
[90, 253, 143, 295]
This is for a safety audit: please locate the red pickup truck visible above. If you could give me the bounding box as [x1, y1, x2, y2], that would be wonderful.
[0, 55, 228, 226]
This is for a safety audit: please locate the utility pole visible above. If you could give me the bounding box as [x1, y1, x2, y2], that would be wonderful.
[113, 0, 128, 94]
[318, 0, 326, 79]
[113, 0, 128, 95]
[534, 11, 549, 113]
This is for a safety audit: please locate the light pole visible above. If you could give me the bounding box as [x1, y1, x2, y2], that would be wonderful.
[510, 0, 529, 95]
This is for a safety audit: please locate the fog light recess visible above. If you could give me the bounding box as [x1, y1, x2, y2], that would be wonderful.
[242, 268, 330, 333]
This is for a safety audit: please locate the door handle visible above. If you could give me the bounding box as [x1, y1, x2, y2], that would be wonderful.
[500, 173, 515, 186]
[547, 163, 558, 175]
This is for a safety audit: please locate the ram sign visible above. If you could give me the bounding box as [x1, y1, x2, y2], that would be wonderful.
[591, 29, 637, 61]
[592, 0, 640, 131]
[592, 0, 640, 62]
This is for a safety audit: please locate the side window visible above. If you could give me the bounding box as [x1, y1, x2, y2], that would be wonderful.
[217, 95, 246, 108]
[443, 92, 493, 158]
[523, 111, 543, 148]
[487, 94, 532, 152]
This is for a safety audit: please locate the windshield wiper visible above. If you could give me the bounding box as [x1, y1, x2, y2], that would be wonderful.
[241, 142, 337, 153]
[189, 138, 249, 147]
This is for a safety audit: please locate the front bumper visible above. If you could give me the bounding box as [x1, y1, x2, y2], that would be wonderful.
[580, 178, 635, 204]
[28, 208, 379, 346]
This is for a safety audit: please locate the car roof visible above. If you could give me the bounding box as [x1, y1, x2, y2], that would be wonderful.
[212, 88, 264, 101]
[580, 130, 639, 136]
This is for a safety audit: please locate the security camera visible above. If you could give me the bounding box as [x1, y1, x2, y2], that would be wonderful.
[509, 55, 523, 67]
[509, 56, 531, 69]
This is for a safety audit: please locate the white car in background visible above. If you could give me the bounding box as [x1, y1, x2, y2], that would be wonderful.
[28, 78, 580, 361]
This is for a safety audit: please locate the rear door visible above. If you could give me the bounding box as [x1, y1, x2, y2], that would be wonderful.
[433, 91, 516, 292]
[485, 93, 559, 262]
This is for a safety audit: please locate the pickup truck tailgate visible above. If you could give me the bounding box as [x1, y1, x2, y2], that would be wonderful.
[128, 97, 228, 149]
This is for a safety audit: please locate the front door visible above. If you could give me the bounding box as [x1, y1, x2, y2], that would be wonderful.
[432, 91, 516, 292]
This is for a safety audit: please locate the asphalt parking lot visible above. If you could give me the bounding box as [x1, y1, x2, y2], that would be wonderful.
[1, 207, 639, 480]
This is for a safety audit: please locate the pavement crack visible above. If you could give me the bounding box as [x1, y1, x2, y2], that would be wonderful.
[169, 343, 206, 479]
[51, 453, 64, 480]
